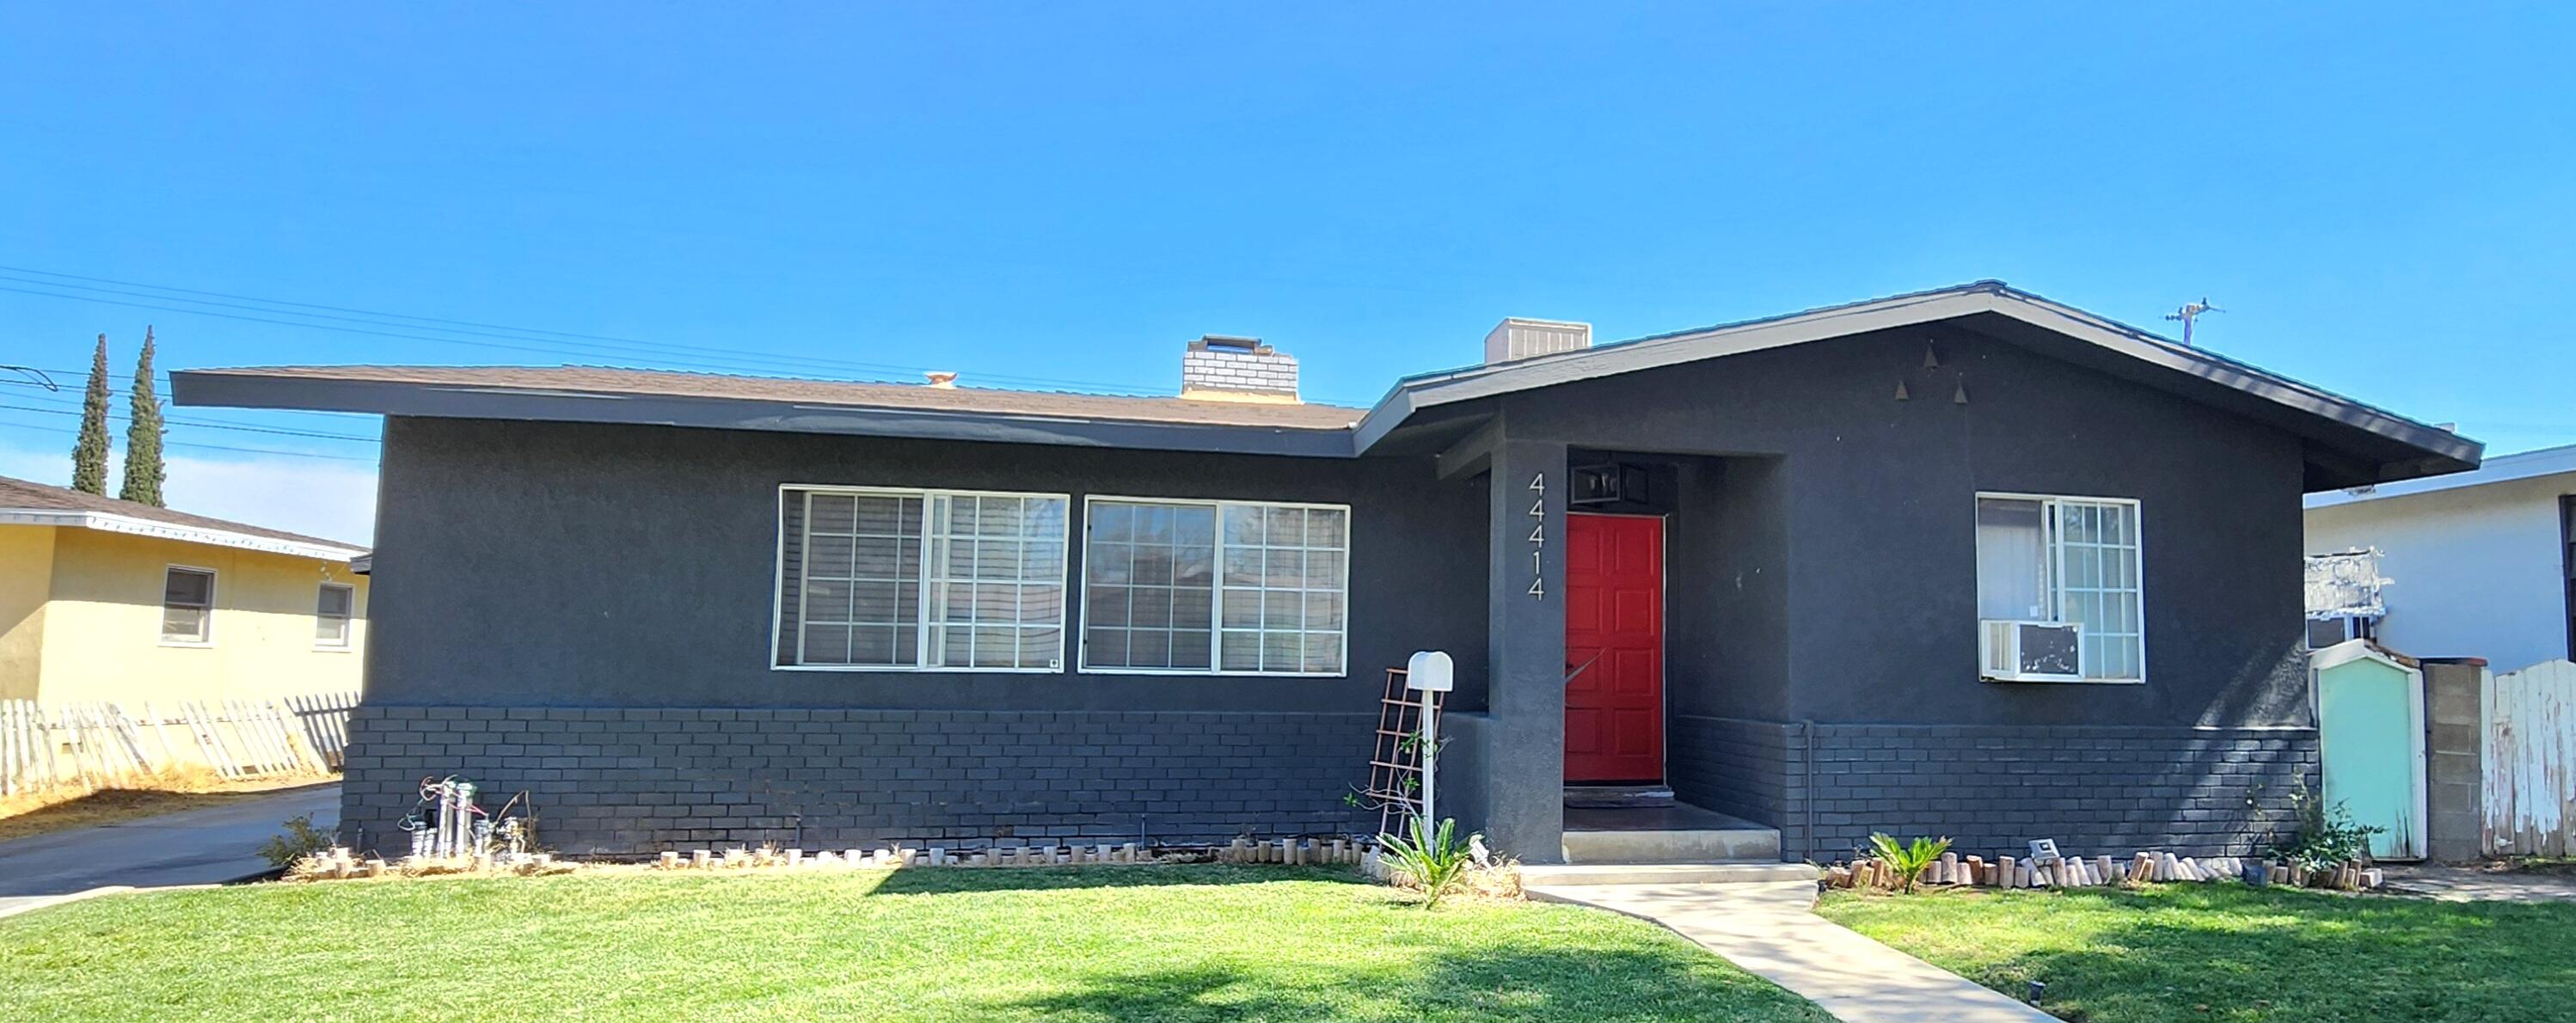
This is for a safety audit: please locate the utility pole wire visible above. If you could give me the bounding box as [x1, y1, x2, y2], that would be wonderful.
[0, 275, 1179, 397]
[0, 419, 377, 462]
[0, 364, 59, 390]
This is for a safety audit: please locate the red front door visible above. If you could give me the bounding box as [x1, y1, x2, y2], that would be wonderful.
[1564, 513, 1665, 783]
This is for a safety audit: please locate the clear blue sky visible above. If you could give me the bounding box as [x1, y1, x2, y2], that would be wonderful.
[3, 4, 2571, 542]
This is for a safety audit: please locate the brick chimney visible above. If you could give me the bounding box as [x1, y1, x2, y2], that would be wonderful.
[1180, 335, 1300, 404]
[1483, 317, 1592, 364]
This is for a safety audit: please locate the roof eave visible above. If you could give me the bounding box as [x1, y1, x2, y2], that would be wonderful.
[172, 371, 1361, 459]
[0, 508, 365, 561]
[1354, 285, 2482, 482]
[2306, 441, 2576, 510]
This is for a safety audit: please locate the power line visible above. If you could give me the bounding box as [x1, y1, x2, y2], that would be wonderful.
[0, 376, 378, 420]
[0, 418, 377, 462]
[1, 274, 874, 377]
[0, 283, 812, 373]
[0, 401, 378, 442]
[0, 378, 381, 434]
[0, 269, 1179, 395]
[1, 263, 733, 346]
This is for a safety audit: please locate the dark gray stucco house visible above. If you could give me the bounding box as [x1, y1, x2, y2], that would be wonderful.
[172, 281, 2481, 864]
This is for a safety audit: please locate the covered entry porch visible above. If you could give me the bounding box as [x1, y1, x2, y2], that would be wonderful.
[1414, 426, 1795, 865]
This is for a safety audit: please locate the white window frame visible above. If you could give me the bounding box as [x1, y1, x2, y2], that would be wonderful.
[1076, 494, 1352, 677]
[769, 483, 1072, 673]
[160, 564, 217, 647]
[314, 582, 357, 651]
[1975, 492, 2146, 684]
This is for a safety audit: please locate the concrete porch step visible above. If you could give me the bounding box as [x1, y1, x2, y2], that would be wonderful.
[1521, 861, 1821, 887]
[1563, 785, 1677, 810]
[1562, 824, 1782, 864]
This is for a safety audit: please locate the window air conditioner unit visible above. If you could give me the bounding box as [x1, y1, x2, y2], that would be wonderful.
[1980, 620, 2083, 682]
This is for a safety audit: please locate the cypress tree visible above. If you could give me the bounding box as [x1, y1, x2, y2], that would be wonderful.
[120, 326, 167, 505]
[71, 334, 111, 495]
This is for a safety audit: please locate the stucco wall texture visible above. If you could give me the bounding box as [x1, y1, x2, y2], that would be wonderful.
[0, 524, 367, 703]
[0, 524, 56, 699]
[2305, 471, 2575, 670]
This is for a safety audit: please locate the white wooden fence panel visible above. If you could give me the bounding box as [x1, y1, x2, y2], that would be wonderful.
[2486, 660, 2576, 857]
[287, 692, 359, 769]
[0, 691, 359, 795]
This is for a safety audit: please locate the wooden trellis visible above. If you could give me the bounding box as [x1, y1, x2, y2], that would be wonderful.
[1359, 667, 1442, 836]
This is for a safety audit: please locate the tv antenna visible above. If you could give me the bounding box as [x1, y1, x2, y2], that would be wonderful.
[2165, 297, 2223, 346]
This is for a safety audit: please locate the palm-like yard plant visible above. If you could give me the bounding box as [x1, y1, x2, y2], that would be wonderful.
[1378, 816, 1475, 908]
[1867, 832, 1953, 893]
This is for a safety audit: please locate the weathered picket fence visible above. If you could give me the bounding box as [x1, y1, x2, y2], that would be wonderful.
[284, 691, 360, 769]
[0, 692, 359, 796]
[2488, 661, 2576, 857]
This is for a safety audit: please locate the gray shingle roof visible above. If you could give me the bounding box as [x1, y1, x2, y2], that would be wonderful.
[0, 475, 365, 552]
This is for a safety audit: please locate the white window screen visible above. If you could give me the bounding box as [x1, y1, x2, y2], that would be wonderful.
[163, 567, 214, 642]
[1083, 499, 1347, 675]
[315, 583, 355, 646]
[1973, 494, 2143, 681]
[785, 488, 1067, 670]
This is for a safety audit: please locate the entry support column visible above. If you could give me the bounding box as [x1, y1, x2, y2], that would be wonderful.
[1486, 438, 1567, 862]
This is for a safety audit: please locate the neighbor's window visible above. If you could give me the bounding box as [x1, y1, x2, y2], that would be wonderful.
[1082, 498, 1348, 675]
[1975, 494, 2143, 680]
[162, 567, 215, 644]
[315, 583, 355, 647]
[776, 487, 1069, 670]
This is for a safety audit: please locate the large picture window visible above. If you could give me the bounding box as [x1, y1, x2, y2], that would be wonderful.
[1975, 493, 2143, 681]
[776, 487, 1069, 671]
[1083, 498, 1348, 675]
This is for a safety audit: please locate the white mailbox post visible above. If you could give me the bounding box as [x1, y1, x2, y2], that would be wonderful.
[1404, 651, 1454, 829]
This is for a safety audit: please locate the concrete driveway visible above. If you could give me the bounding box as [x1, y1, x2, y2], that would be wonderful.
[0, 782, 339, 916]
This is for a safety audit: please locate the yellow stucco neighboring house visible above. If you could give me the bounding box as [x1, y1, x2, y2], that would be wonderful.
[0, 474, 369, 705]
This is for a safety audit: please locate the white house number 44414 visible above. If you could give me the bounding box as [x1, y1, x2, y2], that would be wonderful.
[1527, 472, 1546, 599]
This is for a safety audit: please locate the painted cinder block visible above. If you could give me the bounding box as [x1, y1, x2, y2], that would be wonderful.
[337, 704, 1373, 856]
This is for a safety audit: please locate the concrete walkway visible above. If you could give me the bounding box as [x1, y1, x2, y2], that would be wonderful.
[0, 783, 338, 917]
[2380, 864, 2576, 904]
[1530, 880, 2051, 1023]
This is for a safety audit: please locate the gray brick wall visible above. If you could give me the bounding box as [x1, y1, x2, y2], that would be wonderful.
[340, 705, 1372, 856]
[1673, 717, 2319, 861]
[1669, 714, 1805, 844]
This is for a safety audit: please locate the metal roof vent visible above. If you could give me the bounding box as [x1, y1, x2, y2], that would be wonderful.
[1484, 317, 1592, 364]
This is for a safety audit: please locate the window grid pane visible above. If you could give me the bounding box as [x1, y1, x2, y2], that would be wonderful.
[1083, 501, 1217, 670]
[2053, 499, 2143, 680]
[792, 489, 1067, 669]
[1214, 502, 1348, 676]
[926, 494, 1069, 669]
[800, 493, 923, 666]
[1083, 499, 1346, 675]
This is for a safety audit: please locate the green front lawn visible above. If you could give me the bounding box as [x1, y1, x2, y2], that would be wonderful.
[2, 866, 1828, 1021]
[1818, 884, 2576, 1022]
